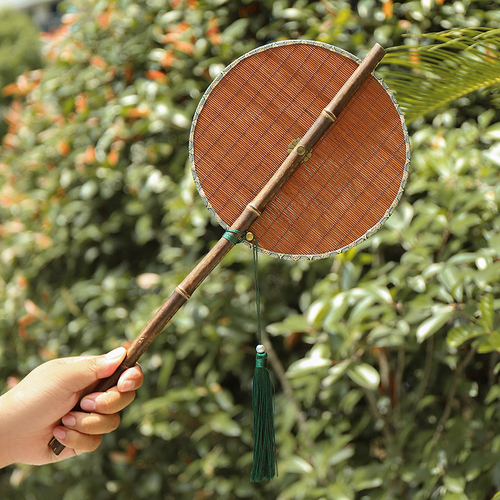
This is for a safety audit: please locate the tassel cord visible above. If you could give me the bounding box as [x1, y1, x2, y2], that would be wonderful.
[222, 228, 277, 482]
[252, 238, 262, 346]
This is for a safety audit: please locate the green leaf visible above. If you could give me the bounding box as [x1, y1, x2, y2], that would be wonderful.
[442, 493, 468, 500]
[449, 213, 481, 237]
[281, 455, 314, 474]
[347, 363, 380, 390]
[326, 482, 354, 500]
[447, 325, 483, 349]
[209, 412, 241, 437]
[307, 299, 331, 328]
[350, 464, 385, 491]
[477, 329, 500, 353]
[480, 293, 495, 330]
[339, 389, 363, 414]
[485, 123, 500, 140]
[382, 28, 500, 123]
[322, 360, 351, 387]
[267, 314, 309, 337]
[416, 306, 455, 343]
[287, 356, 331, 373]
[277, 479, 313, 500]
[323, 292, 350, 331]
[485, 385, 500, 405]
[221, 18, 250, 41]
[443, 472, 465, 493]
[327, 446, 355, 466]
[135, 213, 154, 245]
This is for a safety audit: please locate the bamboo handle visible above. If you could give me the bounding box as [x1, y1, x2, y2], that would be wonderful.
[49, 43, 385, 456]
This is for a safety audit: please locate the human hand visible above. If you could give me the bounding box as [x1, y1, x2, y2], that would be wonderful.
[0, 347, 143, 467]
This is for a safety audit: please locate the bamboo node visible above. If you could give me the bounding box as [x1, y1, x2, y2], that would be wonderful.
[175, 286, 191, 300]
[246, 204, 262, 216]
[321, 109, 337, 122]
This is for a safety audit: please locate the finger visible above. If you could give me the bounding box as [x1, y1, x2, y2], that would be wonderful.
[81, 387, 136, 414]
[52, 426, 102, 453]
[62, 411, 120, 435]
[117, 364, 143, 392]
[39, 347, 128, 398]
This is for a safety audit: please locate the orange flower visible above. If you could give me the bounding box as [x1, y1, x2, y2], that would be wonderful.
[61, 13, 78, 25]
[174, 40, 194, 54]
[75, 93, 87, 112]
[206, 18, 220, 45]
[4, 100, 23, 133]
[2, 82, 21, 97]
[35, 233, 53, 249]
[58, 140, 71, 156]
[3, 74, 37, 97]
[382, 0, 393, 18]
[91, 55, 107, 68]
[162, 32, 180, 43]
[16, 276, 28, 289]
[127, 106, 150, 118]
[146, 69, 168, 83]
[161, 50, 175, 68]
[54, 115, 65, 127]
[98, 12, 110, 28]
[84, 145, 96, 163]
[108, 149, 119, 166]
[18, 315, 34, 339]
[2, 133, 19, 149]
[162, 22, 192, 47]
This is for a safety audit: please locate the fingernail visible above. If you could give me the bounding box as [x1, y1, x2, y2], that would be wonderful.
[53, 427, 66, 440]
[80, 398, 96, 412]
[105, 347, 126, 361]
[119, 379, 135, 392]
[62, 415, 76, 428]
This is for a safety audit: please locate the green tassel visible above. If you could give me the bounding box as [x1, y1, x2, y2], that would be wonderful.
[251, 350, 277, 482]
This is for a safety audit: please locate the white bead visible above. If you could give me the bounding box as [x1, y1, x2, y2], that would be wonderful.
[256, 344, 265, 354]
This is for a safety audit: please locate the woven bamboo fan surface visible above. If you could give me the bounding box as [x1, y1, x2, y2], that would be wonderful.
[190, 40, 410, 260]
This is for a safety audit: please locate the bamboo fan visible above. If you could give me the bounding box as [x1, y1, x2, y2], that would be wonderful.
[49, 41, 410, 479]
[191, 40, 410, 259]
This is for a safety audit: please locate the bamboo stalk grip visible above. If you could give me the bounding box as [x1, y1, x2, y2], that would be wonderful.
[49, 43, 386, 456]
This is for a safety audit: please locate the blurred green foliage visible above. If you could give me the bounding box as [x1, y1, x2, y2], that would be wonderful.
[0, 8, 43, 138]
[1, 0, 500, 499]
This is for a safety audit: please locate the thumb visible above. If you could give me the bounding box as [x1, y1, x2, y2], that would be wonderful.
[54, 347, 127, 394]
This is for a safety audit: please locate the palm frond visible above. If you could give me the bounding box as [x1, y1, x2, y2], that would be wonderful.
[378, 28, 500, 124]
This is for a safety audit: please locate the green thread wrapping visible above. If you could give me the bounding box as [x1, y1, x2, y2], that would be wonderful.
[222, 228, 245, 245]
[255, 353, 266, 369]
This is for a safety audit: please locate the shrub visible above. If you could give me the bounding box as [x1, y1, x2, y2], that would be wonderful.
[0, 8, 43, 138]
